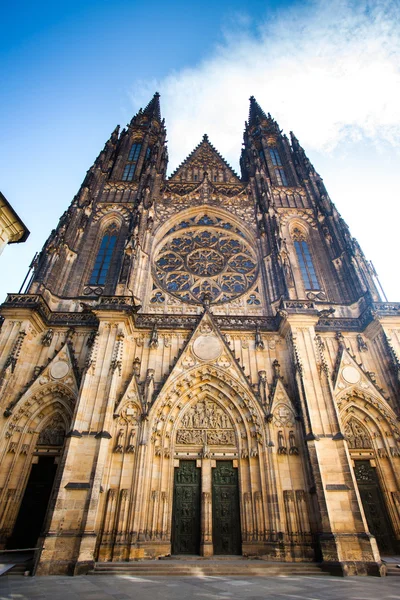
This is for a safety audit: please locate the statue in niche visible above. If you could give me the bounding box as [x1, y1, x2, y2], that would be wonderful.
[288, 430, 299, 455]
[126, 429, 136, 453]
[114, 428, 125, 453]
[277, 430, 287, 454]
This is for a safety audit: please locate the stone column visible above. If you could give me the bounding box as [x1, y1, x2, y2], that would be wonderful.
[200, 458, 213, 556]
[281, 312, 383, 576]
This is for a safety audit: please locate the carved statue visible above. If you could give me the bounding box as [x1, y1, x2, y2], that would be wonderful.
[258, 370, 268, 406]
[41, 329, 54, 347]
[288, 430, 299, 455]
[277, 430, 287, 454]
[126, 429, 136, 453]
[114, 428, 125, 453]
[143, 369, 155, 413]
[133, 357, 141, 377]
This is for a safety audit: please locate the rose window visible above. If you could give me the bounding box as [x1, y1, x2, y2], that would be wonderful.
[153, 215, 258, 304]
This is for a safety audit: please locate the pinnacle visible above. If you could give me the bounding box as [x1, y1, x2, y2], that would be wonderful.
[143, 91, 162, 122]
[248, 95, 268, 126]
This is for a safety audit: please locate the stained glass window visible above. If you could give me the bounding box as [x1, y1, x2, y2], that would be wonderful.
[275, 168, 288, 186]
[269, 148, 282, 166]
[89, 228, 118, 285]
[294, 239, 320, 290]
[122, 143, 142, 181]
[154, 217, 258, 304]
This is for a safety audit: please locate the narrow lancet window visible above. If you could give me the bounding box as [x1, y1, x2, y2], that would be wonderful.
[269, 148, 282, 166]
[275, 167, 288, 186]
[89, 227, 118, 285]
[293, 229, 320, 290]
[122, 143, 142, 181]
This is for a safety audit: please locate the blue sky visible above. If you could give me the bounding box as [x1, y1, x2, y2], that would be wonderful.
[1, 0, 399, 302]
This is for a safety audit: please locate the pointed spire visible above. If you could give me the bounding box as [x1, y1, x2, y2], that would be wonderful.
[143, 92, 161, 122]
[249, 95, 270, 126]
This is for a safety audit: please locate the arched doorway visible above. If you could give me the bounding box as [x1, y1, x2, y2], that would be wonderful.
[7, 413, 66, 550]
[343, 413, 399, 555]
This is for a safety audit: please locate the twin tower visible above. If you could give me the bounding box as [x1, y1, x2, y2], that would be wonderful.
[0, 93, 399, 575]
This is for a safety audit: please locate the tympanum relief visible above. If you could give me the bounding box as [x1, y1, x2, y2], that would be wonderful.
[176, 400, 235, 446]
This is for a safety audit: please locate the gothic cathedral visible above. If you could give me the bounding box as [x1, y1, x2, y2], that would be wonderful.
[0, 94, 399, 576]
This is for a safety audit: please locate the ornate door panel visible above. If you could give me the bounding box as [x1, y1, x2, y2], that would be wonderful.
[172, 461, 201, 554]
[212, 461, 241, 555]
[354, 460, 395, 554]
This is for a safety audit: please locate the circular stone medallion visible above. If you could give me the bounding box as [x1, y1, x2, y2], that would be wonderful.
[50, 360, 69, 380]
[193, 335, 222, 361]
[342, 366, 360, 385]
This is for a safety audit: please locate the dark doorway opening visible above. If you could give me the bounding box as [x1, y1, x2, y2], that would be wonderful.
[354, 460, 396, 554]
[212, 461, 241, 555]
[7, 456, 57, 550]
[171, 460, 201, 554]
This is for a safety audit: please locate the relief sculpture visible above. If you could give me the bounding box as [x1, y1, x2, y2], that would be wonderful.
[176, 400, 235, 446]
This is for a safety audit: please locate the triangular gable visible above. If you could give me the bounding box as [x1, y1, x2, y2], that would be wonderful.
[114, 364, 142, 416]
[4, 341, 79, 416]
[152, 310, 258, 404]
[333, 346, 388, 401]
[169, 135, 241, 183]
[267, 379, 297, 427]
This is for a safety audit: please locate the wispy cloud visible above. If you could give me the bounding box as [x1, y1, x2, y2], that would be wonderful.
[132, 0, 400, 170]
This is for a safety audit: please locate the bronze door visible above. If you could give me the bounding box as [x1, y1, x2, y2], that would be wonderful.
[172, 460, 201, 554]
[212, 461, 241, 555]
[354, 460, 396, 554]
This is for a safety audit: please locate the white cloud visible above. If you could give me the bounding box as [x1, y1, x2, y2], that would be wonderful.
[132, 0, 400, 170]
[130, 0, 400, 301]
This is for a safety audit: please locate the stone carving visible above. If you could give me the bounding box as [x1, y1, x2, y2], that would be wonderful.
[273, 404, 295, 427]
[357, 334, 368, 352]
[288, 430, 299, 455]
[37, 414, 66, 446]
[114, 429, 125, 453]
[277, 430, 287, 454]
[176, 400, 235, 446]
[344, 418, 372, 449]
[41, 329, 54, 346]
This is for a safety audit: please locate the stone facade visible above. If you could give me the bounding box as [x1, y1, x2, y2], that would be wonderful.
[0, 95, 399, 576]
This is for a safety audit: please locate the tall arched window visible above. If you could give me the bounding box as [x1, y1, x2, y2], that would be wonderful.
[89, 226, 118, 285]
[292, 228, 320, 290]
[122, 143, 142, 181]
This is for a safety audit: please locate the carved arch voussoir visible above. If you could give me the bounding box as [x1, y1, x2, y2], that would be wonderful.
[93, 206, 131, 224]
[149, 365, 265, 452]
[338, 389, 400, 440]
[279, 210, 317, 229]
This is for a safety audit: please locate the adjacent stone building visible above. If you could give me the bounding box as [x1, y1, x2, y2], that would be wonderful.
[0, 191, 29, 255]
[0, 94, 399, 576]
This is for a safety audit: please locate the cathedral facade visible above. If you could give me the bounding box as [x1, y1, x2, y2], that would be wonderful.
[0, 94, 399, 576]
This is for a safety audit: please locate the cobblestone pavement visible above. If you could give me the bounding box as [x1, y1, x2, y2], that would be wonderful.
[1, 575, 400, 600]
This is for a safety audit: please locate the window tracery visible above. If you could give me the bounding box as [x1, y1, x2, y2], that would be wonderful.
[154, 214, 258, 305]
[292, 227, 320, 290]
[89, 225, 118, 286]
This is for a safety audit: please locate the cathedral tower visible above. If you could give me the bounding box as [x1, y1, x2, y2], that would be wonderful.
[0, 95, 399, 576]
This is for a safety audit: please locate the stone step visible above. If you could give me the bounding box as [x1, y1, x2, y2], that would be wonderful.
[89, 560, 330, 577]
[385, 564, 400, 576]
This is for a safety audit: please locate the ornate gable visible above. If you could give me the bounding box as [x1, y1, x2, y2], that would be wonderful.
[169, 134, 241, 184]
[4, 341, 79, 417]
